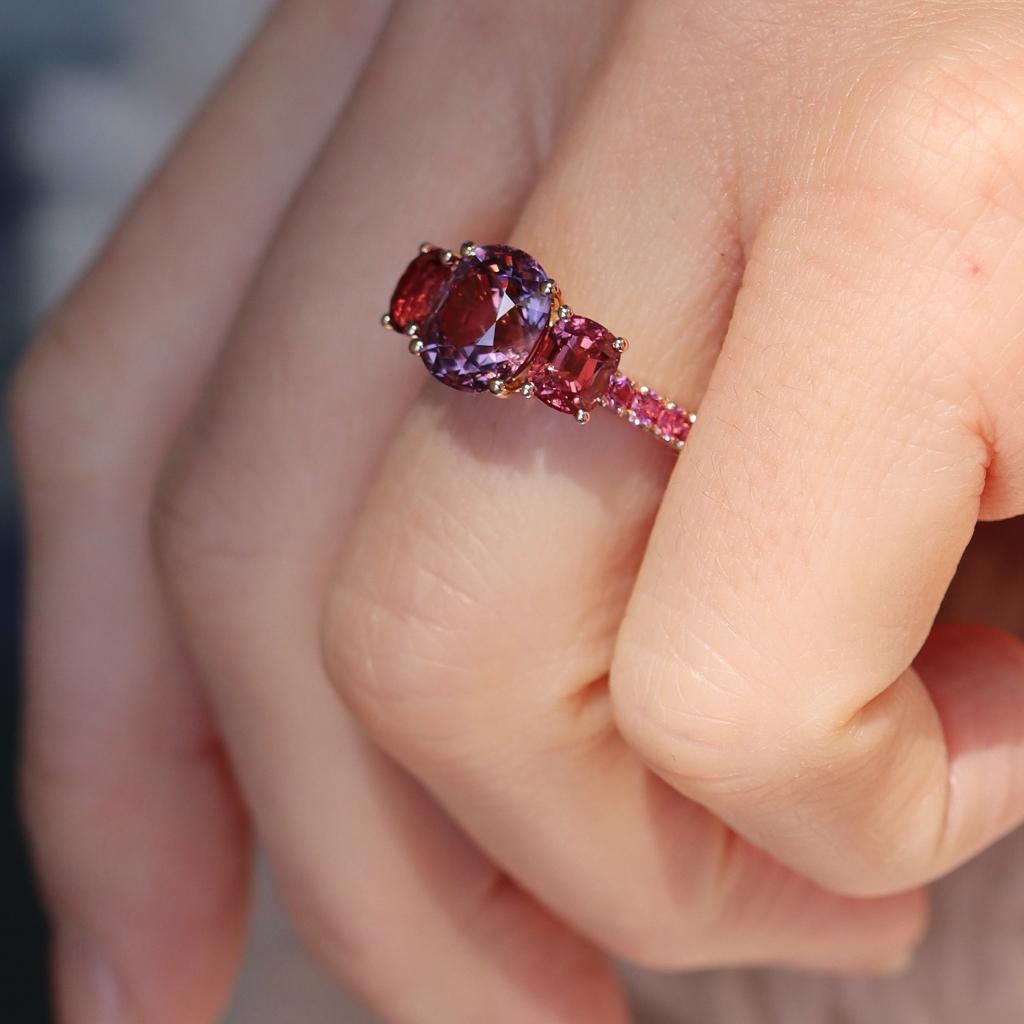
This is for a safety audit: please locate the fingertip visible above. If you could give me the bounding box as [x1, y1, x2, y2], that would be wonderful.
[54, 924, 127, 1024]
[28, 750, 251, 1024]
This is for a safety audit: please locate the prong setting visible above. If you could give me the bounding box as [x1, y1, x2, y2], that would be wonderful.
[386, 241, 696, 450]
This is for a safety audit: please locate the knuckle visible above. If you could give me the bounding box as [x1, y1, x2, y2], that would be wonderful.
[613, 631, 946, 893]
[151, 456, 209, 596]
[8, 311, 102, 491]
[585, 823, 742, 970]
[323, 569, 469, 747]
[609, 630, 790, 797]
[860, 21, 1024, 214]
[150, 429, 256, 608]
[274, 860, 429, 1012]
[599, 900, 714, 970]
[275, 866, 378, 984]
[322, 500, 498, 745]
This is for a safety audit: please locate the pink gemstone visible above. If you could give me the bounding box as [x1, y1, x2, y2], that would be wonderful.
[607, 372, 635, 410]
[630, 388, 663, 426]
[528, 315, 620, 415]
[657, 405, 692, 443]
[389, 250, 452, 332]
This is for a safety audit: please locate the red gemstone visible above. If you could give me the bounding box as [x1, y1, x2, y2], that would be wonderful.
[630, 388, 663, 426]
[528, 315, 620, 414]
[389, 250, 451, 332]
[607, 372, 635, 409]
[657, 405, 692, 443]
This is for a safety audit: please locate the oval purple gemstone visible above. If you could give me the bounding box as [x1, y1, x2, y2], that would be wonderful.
[420, 244, 551, 392]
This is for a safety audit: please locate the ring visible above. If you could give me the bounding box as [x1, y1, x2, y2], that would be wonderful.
[381, 242, 696, 450]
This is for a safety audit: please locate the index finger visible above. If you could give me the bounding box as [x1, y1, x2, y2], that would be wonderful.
[612, 95, 1024, 896]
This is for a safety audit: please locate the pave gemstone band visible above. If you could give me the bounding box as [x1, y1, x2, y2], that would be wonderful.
[381, 242, 696, 450]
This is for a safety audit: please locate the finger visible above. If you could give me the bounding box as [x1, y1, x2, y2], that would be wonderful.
[12, 2, 388, 1019]
[154, 0, 629, 1015]
[612, 34, 1024, 896]
[325, 1, 925, 973]
[277, 713, 628, 1024]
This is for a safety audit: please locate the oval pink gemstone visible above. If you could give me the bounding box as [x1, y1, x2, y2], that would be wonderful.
[528, 315, 621, 415]
[657, 405, 692, 443]
[389, 250, 451, 332]
[630, 388, 663, 426]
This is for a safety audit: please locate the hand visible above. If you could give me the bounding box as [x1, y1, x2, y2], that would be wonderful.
[13, 2, 1024, 1021]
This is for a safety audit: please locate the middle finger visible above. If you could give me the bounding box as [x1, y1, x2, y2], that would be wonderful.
[156, 0, 628, 1010]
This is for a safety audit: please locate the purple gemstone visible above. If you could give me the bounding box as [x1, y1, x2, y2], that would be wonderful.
[420, 244, 551, 392]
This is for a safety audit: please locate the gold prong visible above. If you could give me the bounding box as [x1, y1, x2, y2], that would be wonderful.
[408, 338, 425, 355]
[612, 336, 628, 353]
[460, 241, 476, 258]
[488, 379, 506, 396]
[519, 382, 536, 398]
[542, 279, 557, 296]
[557, 304, 572, 320]
[418, 241, 434, 254]
[405, 322, 419, 338]
[439, 249, 456, 266]
[688, 412, 697, 424]
[381, 313, 394, 330]
[575, 408, 590, 425]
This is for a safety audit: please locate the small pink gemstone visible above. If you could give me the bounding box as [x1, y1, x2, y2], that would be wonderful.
[389, 250, 452, 332]
[630, 388, 663, 427]
[528, 315, 620, 415]
[657, 405, 692, 443]
[607, 372, 635, 409]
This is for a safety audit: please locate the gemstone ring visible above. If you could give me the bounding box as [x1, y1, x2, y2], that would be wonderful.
[381, 242, 696, 450]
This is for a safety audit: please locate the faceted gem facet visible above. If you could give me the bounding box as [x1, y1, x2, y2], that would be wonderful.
[630, 388, 663, 426]
[657, 405, 692, 443]
[528, 315, 621, 415]
[419, 244, 551, 392]
[607, 372, 636, 410]
[388, 250, 452, 332]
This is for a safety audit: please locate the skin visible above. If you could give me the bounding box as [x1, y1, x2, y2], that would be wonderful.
[10, 0, 1024, 1021]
